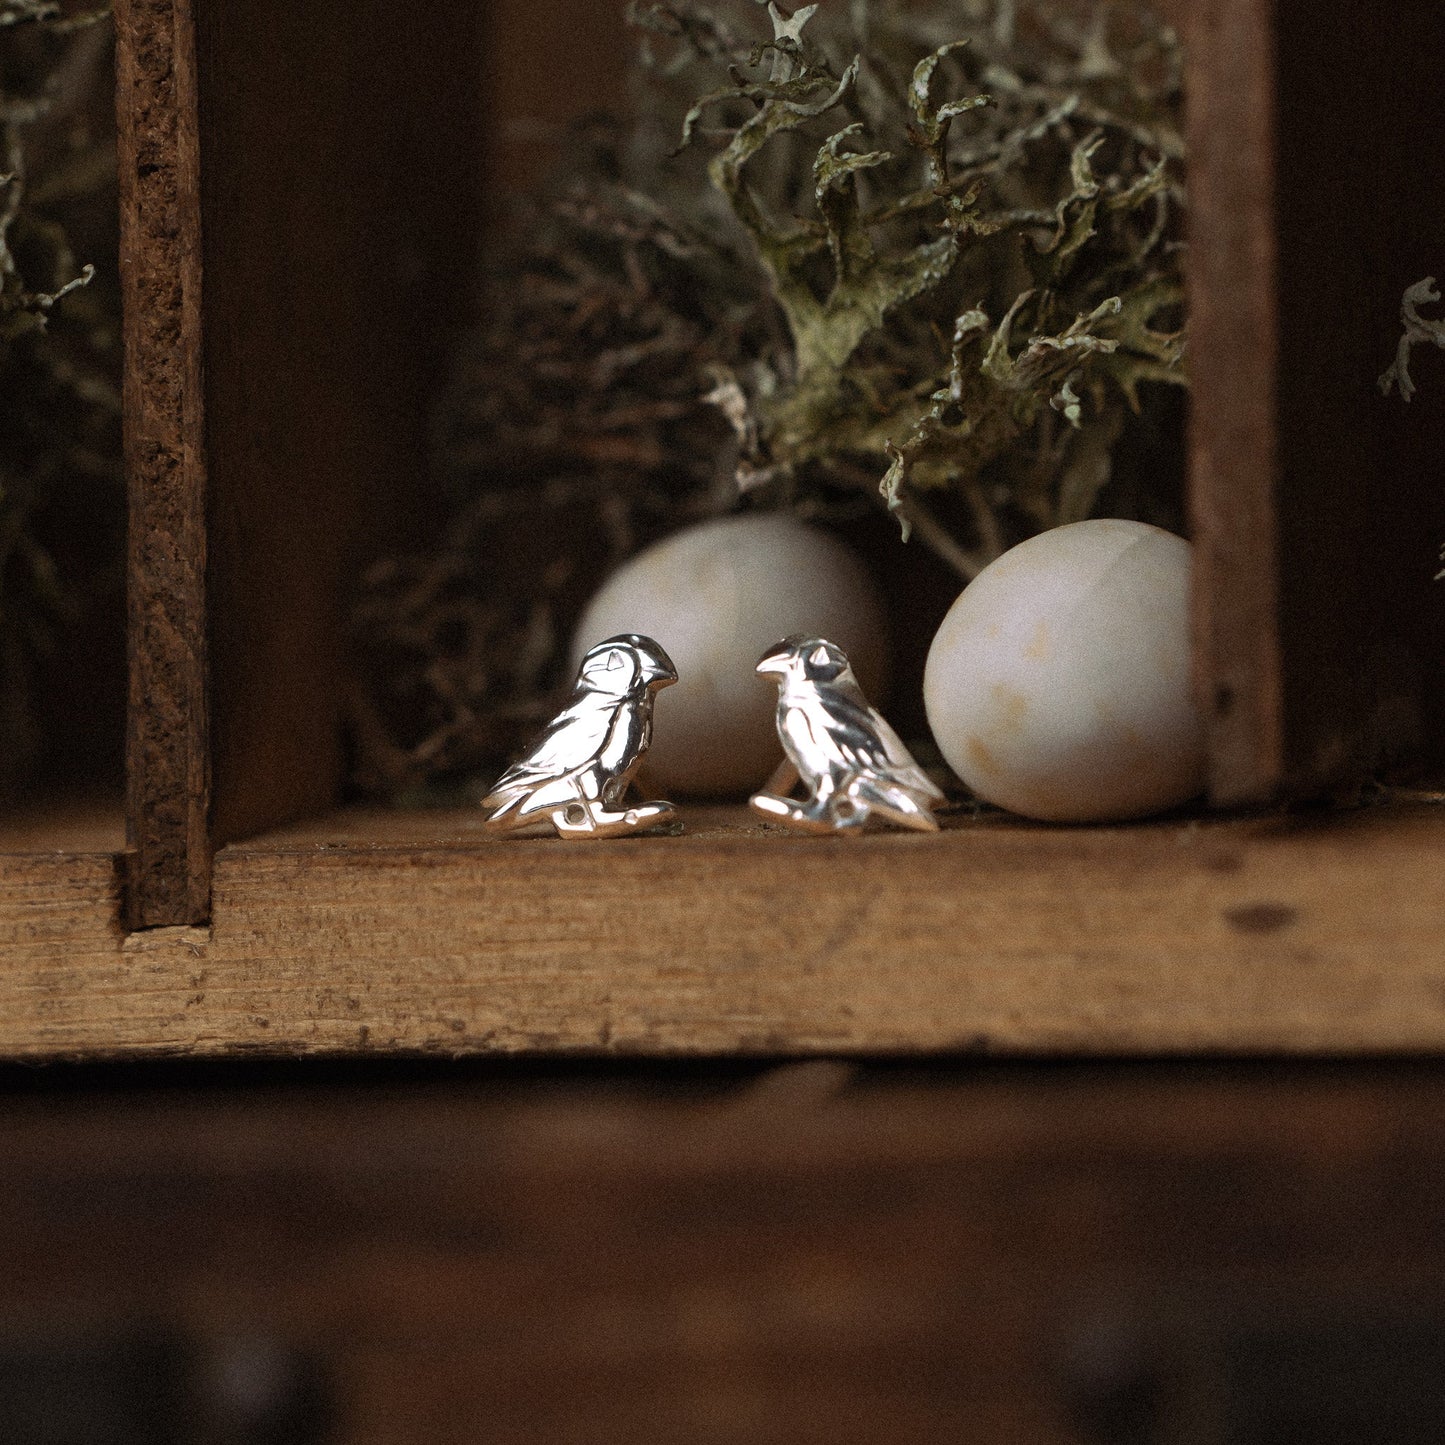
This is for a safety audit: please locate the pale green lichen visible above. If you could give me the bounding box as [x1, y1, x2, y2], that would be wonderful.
[653, 0, 1186, 570]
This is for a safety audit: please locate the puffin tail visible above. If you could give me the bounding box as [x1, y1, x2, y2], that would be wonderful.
[481, 781, 529, 821]
[851, 776, 941, 833]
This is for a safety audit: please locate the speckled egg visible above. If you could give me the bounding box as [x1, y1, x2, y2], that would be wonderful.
[923, 519, 1205, 823]
[573, 514, 888, 797]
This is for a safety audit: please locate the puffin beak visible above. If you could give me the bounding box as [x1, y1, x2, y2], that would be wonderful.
[644, 659, 678, 689]
[755, 651, 789, 679]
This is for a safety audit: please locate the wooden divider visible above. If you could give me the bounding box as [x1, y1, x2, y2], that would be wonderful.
[117, 0, 209, 929]
[117, 0, 487, 926]
[1183, 0, 1283, 805]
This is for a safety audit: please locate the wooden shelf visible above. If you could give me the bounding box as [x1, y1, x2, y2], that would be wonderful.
[3, 799, 1443, 1062]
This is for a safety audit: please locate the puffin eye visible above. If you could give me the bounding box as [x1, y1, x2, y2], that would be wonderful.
[808, 644, 831, 668]
[605, 651, 624, 671]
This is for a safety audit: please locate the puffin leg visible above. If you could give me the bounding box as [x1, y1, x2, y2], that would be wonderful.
[750, 792, 841, 835]
[552, 798, 676, 839]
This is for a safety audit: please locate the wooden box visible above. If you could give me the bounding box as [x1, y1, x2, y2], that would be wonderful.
[3, 0, 1445, 1062]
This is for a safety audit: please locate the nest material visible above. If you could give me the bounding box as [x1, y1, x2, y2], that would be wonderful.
[353, 0, 1186, 799]
[0, 3, 122, 794]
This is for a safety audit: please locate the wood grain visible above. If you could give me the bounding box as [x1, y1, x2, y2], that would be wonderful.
[116, 0, 211, 927]
[1183, 0, 1283, 806]
[2, 801, 1444, 1061]
[2, 1067, 1445, 1443]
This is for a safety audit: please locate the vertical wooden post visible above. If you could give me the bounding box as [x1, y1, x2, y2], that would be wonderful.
[116, 0, 211, 927]
[1184, 0, 1284, 806]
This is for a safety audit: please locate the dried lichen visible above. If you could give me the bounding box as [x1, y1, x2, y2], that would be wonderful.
[0, 3, 121, 791]
[356, 0, 1186, 796]
[660, 0, 1185, 565]
[1380, 277, 1445, 406]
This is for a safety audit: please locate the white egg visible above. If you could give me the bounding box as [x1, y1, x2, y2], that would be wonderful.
[923, 519, 1206, 823]
[574, 514, 888, 797]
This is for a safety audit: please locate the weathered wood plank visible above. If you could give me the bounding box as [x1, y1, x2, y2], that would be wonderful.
[1, 803, 1443, 1060]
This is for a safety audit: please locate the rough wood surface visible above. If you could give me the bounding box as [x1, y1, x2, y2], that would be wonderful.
[1, 1066, 1444, 1443]
[116, 0, 211, 927]
[1, 802, 1444, 1061]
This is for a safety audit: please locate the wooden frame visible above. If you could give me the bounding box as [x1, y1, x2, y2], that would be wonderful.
[3, 0, 1443, 1061]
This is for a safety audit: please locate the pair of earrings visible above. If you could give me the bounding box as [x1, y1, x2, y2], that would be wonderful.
[481, 634, 945, 840]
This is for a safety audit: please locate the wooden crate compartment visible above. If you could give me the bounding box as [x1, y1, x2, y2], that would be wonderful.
[118, 0, 636, 927]
[1, 0, 1440, 1060]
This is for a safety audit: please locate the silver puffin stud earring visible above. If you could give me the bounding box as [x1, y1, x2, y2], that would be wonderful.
[751, 636, 945, 834]
[481, 634, 679, 839]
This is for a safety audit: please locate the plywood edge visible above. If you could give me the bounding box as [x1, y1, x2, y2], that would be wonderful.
[0, 804, 1442, 1061]
[1184, 0, 1285, 806]
[116, 0, 212, 927]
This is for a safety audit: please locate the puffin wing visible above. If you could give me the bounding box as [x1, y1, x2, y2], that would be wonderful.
[814, 683, 946, 802]
[483, 693, 617, 808]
